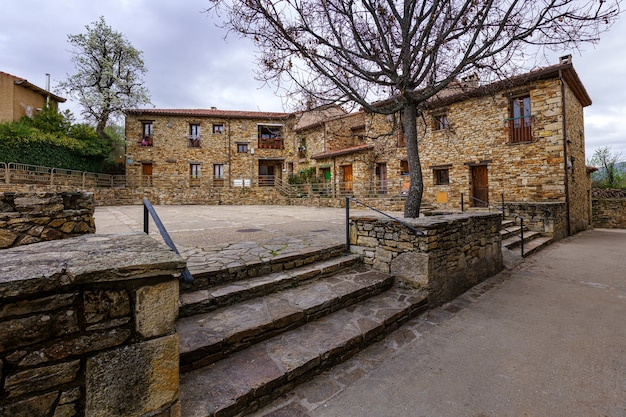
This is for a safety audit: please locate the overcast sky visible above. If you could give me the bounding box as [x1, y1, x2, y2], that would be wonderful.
[1, 0, 625, 159]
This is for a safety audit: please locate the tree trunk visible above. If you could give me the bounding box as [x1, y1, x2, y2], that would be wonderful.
[403, 101, 423, 218]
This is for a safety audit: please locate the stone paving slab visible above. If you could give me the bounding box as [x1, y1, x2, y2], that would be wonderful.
[179, 287, 428, 417]
[178, 267, 395, 371]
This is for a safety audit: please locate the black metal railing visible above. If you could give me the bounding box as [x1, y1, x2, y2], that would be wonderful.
[143, 198, 194, 283]
[345, 196, 426, 253]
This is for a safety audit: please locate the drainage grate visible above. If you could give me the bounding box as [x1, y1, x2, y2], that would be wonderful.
[237, 228, 263, 233]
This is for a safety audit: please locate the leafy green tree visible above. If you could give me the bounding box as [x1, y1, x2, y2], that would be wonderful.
[589, 146, 625, 189]
[58, 16, 150, 140]
[209, 0, 620, 217]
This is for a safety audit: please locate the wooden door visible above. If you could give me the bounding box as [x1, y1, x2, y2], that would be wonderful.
[342, 165, 353, 192]
[471, 165, 489, 207]
[259, 163, 275, 186]
[141, 163, 153, 187]
[376, 163, 387, 194]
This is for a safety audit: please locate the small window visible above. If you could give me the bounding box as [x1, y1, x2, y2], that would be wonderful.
[213, 164, 225, 179]
[188, 124, 201, 147]
[434, 168, 450, 185]
[141, 121, 153, 146]
[190, 163, 201, 179]
[237, 143, 248, 153]
[400, 160, 409, 176]
[213, 124, 224, 134]
[433, 113, 449, 130]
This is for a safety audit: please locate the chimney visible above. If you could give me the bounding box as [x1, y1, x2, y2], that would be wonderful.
[461, 73, 479, 88]
[559, 54, 572, 65]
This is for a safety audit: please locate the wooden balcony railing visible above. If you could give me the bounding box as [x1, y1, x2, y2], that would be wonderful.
[505, 115, 535, 144]
[187, 135, 201, 148]
[258, 138, 284, 149]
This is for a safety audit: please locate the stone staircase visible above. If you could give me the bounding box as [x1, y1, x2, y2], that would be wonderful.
[177, 244, 428, 417]
[501, 218, 553, 257]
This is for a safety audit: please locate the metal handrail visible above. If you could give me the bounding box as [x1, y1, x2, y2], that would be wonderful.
[143, 198, 194, 283]
[345, 196, 426, 253]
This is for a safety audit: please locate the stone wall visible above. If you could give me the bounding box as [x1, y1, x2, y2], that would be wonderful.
[0, 191, 95, 249]
[592, 198, 626, 229]
[0, 234, 186, 417]
[505, 202, 569, 241]
[349, 212, 503, 306]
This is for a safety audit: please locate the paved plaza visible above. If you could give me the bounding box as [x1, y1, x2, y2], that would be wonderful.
[94, 205, 626, 417]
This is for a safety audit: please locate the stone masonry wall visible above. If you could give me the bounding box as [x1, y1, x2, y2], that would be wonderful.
[0, 234, 186, 417]
[592, 198, 626, 229]
[0, 191, 95, 249]
[349, 212, 503, 306]
[505, 202, 569, 241]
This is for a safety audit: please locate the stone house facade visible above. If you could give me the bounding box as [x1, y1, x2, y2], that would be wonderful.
[0, 71, 65, 122]
[124, 56, 593, 235]
[298, 56, 594, 235]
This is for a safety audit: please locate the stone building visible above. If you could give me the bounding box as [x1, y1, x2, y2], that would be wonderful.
[0, 71, 65, 122]
[124, 55, 593, 235]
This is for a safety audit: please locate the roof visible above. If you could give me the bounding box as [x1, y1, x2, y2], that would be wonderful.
[125, 108, 291, 120]
[311, 143, 374, 160]
[0, 71, 66, 103]
[293, 105, 347, 132]
[374, 59, 592, 111]
[429, 61, 592, 109]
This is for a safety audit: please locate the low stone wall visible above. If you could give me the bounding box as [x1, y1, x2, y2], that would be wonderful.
[0, 234, 186, 417]
[504, 202, 568, 241]
[592, 198, 626, 229]
[349, 212, 503, 306]
[0, 191, 95, 249]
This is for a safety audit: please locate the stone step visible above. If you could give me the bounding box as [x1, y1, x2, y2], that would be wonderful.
[500, 224, 526, 240]
[510, 236, 554, 258]
[179, 254, 360, 317]
[501, 219, 516, 229]
[502, 230, 542, 249]
[185, 243, 347, 291]
[178, 267, 394, 372]
[179, 287, 428, 417]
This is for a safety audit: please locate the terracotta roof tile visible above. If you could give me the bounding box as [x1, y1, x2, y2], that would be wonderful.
[311, 144, 374, 160]
[125, 108, 290, 120]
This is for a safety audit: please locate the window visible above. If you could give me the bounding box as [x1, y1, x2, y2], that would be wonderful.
[213, 124, 224, 134]
[433, 113, 449, 130]
[190, 163, 201, 179]
[189, 124, 201, 147]
[213, 164, 224, 179]
[213, 163, 225, 187]
[433, 168, 450, 185]
[141, 121, 153, 146]
[258, 125, 283, 149]
[400, 160, 409, 176]
[507, 95, 534, 143]
[237, 143, 248, 153]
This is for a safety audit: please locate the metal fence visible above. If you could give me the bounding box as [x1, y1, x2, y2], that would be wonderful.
[1, 162, 126, 188]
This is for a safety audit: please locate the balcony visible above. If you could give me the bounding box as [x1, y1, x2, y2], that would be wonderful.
[187, 135, 201, 148]
[139, 135, 153, 147]
[258, 138, 284, 149]
[505, 115, 535, 144]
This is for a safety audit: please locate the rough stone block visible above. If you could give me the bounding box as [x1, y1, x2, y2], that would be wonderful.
[0, 391, 58, 417]
[0, 309, 79, 352]
[5, 360, 80, 398]
[135, 280, 179, 338]
[83, 290, 130, 324]
[86, 334, 179, 417]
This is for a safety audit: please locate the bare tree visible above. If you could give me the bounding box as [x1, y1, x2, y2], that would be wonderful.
[59, 16, 150, 140]
[209, 0, 620, 217]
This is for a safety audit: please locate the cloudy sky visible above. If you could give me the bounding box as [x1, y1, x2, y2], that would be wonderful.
[1, 0, 625, 159]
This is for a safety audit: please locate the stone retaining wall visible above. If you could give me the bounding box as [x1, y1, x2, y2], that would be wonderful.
[0, 234, 186, 417]
[349, 212, 503, 306]
[504, 202, 568, 240]
[0, 191, 95, 249]
[592, 198, 626, 229]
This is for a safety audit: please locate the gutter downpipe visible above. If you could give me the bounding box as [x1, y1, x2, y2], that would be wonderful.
[228, 118, 232, 188]
[560, 70, 571, 236]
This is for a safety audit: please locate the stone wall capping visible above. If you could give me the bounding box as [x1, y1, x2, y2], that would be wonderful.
[0, 234, 186, 299]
